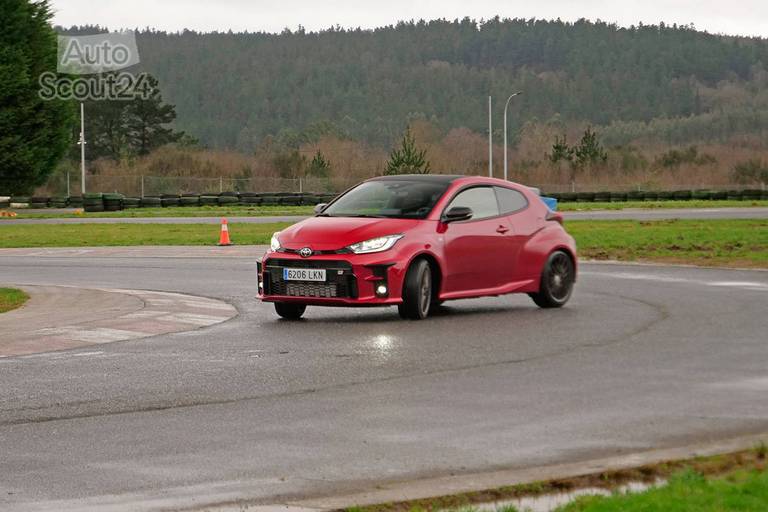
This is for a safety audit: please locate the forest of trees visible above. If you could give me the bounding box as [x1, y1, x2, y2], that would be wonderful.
[59, 19, 768, 152]
[39, 18, 768, 196]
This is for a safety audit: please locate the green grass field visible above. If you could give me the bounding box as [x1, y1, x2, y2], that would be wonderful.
[5, 205, 313, 219]
[556, 469, 768, 512]
[567, 219, 768, 268]
[0, 288, 29, 314]
[3, 199, 768, 219]
[0, 219, 765, 268]
[0, 222, 289, 247]
[558, 199, 768, 211]
[345, 447, 768, 512]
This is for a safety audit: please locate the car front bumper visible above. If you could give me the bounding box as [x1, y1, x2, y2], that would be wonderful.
[258, 251, 408, 306]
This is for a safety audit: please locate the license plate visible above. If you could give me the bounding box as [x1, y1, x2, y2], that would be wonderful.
[282, 268, 326, 282]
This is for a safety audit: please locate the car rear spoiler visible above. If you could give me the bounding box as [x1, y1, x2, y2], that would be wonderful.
[545, 210, 564, 225]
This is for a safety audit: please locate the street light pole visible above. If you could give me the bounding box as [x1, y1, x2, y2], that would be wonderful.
[78, 102, 86, 194]
[488, 95, 493, 177]
[503, 91, 522, 182]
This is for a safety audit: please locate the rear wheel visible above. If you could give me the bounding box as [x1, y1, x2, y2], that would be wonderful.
[274, 302, 306, 320]
[529, 250, 575, 308]
[398, 259, 432, 320]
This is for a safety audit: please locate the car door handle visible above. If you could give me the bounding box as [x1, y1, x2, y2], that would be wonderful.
[496, 225, 510, 234]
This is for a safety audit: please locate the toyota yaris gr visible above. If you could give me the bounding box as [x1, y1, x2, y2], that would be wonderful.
[258, 174, 577, 320]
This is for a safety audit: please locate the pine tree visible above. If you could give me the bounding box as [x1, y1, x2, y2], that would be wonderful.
[385, 126, 431, 175]
[0, 0, 74, 194]
[125, 75, 183, 155]
[75, 73, 184, 160]
[306, 150, 331, 178]
[550, 128, 608, 189]
[548, 135, 574, 164]
[573, 127, 608, 168]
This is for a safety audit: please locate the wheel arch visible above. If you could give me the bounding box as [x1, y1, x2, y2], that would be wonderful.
[406, 251, 444, 298]
[552, 244, 578, 281]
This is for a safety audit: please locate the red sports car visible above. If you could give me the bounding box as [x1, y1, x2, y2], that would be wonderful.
[258, 175, 577, 320]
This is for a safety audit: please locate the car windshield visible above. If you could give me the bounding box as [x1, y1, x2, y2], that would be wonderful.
[320, 180, 450, 219]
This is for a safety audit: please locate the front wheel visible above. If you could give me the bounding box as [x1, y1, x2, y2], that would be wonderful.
[398, 259, 433, 320]
[529, 250, 575, 308]
[274, 302, 306, 320]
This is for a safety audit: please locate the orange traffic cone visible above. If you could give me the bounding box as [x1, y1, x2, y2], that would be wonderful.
[217, 218, 233, 246]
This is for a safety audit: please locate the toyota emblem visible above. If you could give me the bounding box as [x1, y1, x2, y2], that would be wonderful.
[299, 247, 313, 258]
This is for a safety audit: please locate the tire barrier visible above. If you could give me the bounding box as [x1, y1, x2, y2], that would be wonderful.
[4, 188, 763, 211]
[83, 193, 104, 212]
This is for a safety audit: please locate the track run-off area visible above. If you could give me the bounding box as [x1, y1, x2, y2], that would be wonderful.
[0, 240, 766, 511]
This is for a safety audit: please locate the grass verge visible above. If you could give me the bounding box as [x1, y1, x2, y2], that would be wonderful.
[567, 219, 768, 268]
[342, 444, 768, 512]
[556, 467, 768, 511]
[557, 199, 768, 211]
[3, 200, 768, 219]
[0, 222, 291, 247]
[0, 219, 765, 269]
[0, 288, 29, 313]
[3, 205, 313, 219]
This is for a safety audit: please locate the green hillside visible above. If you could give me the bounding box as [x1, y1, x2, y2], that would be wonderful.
[61, 19, 768, 151]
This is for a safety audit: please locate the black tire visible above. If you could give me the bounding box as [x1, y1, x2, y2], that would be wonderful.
[429, 300, 445, 314]
[529, 250, 575, 309]
[398, 259, 433, 320]
[274, 302, 306, 320]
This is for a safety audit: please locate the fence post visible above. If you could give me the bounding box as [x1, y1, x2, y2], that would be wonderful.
[66, 170, 70, 197]
[219, 177, 223, 193]
[299, 178, 303, 193]
[141, 176, 144, 198]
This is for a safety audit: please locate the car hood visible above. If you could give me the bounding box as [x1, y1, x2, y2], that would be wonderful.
[277, 216, 422, 251]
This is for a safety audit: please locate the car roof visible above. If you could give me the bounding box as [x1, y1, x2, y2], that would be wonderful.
[368, 174, 464, 184]
[366, 174, 535, 194]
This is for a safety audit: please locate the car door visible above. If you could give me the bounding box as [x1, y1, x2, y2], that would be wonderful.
[441, 186, 515, 293]
[494, 185, 532, 281]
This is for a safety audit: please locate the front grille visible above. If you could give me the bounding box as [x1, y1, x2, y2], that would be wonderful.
[286, 282, 338, 297]
[267, 259, 352, 270]
[278, 248, 351, 256]
[263, 259, 358, 298]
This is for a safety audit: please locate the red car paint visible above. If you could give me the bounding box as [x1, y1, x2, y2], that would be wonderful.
[258, 175, 577, 307]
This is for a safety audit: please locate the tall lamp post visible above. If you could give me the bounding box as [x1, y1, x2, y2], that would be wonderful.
[77, 102, 86, 194]
[488, 95, 493, 177]
[503, 91, 522, 181]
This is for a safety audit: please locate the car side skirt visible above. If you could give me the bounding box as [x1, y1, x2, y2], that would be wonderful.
[438, 278, 538, 301]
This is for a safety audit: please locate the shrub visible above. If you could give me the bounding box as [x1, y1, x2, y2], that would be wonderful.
[732, 159, 768, 186]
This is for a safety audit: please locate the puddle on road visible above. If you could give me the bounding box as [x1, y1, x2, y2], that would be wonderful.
[450, 480, 661, 512]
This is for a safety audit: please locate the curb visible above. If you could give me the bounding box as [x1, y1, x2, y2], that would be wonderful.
[261, 432, 768, 512]
[0, 284, 238, 358]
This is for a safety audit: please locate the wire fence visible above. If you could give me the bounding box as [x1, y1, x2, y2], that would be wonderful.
[3, 173, 762, 198]
[39, 174, 354, 197]
[530, 182, 765, 193]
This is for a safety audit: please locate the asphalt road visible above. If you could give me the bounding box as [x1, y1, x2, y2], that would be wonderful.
[2, 206, 768, 225]
[1, 247, 767, 511]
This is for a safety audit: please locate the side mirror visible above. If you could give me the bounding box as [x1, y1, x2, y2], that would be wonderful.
[442, 206, 473, 223]
[314, 203, 328, 214]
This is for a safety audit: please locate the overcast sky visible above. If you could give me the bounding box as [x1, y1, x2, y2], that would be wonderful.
[50, 0, 767, 38]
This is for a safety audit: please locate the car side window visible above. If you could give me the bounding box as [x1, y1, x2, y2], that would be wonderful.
[446, 186, 499, 220]
[494, 186, 528, 214]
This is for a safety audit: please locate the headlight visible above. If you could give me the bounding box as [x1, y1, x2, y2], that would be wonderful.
[347, 234, 403, 254]
[270, 232, 281, 252]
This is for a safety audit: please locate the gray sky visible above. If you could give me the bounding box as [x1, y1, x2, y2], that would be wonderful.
[51, 0, 767, 38]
